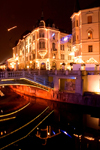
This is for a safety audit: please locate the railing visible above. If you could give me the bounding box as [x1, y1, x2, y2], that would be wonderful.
[48, 70, 81, 76]
[0, 70, 54, 88]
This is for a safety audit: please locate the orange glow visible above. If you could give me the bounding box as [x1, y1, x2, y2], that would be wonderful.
[74, 57, 84, 63]
[7, 26, 17, 31]
[86, 57, 98, 64]
[84, 136, 94, 141]
[1, 131, 3, 136]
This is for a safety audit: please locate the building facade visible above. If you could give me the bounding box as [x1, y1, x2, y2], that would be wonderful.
[8, 20, 73, 70]
[71, 6, 100, 65]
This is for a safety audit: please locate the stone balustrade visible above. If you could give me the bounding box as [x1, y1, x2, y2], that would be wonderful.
[0, 70, 53, 88]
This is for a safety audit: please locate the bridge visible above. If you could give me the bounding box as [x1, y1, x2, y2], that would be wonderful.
[0, 70, 54, 91]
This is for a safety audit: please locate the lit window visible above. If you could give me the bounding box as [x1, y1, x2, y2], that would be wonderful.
[88, 45, 93, 52]
[53, 54, 56, 59]
[87, 16, 92, 24]
[88, 31, 92, 39]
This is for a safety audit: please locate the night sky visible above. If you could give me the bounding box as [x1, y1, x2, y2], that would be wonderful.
[0, 0, 95, 63]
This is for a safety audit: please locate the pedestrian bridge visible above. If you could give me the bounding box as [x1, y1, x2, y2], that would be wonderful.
[0, 70, 54, 91]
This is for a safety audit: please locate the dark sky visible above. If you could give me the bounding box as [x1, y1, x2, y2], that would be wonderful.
[0, 0, 95, 63]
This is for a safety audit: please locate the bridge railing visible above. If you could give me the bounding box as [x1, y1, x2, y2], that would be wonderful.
[0, 70, 54, 88]
[48, 70, 81, 76]
[0, 72, 5, 78]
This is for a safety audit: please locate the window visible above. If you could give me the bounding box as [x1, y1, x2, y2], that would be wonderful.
[53, 34, 55, 40]
[42, 33, 44, 37]
[39, 33, 41, 37]
[39, 41, 45, 48]
[29, 46, 31, 52]
[88, 45, 93, 52]
[26, 47, 28, 53]
[60, 45, 64, 50]
[68, 46, 71, 51]
[42, 42, 45, 48]
[60, 45, 62, 50]
[72, 20, 75, 28]
[39, 32, 44, 38]
[88, 31, 92, 39]
[29, 38, 31, 43]
[61, 54, 64, 60]
[88, 16, 92, 24]
[76, 20, 78, 27]
[53, 54, 56, 59]
[73, 33, 76, 42]
[33, 54, 35, 59]
[26, 57, 28, 61]
[52, 43, 55, 50]
[63, 45, 64, 50]
[68, 55, 71, 60]
[39, 42, 41, 48]
[29, 55, 31, 60]
[33, 35, 35, 40]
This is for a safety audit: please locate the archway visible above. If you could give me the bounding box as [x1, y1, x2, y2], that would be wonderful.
[40, 62, 46, 70]
[52, 62, 56, 70]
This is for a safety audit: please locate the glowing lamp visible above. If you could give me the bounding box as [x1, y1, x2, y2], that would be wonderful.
[27, 65, 29, 69]
[47, 59, 49, 62]
[64, 37, 68, 41]
[48, 132, 50, 135]
[69, 52, 74, 56]
[52, 33, 55, 37]
[1, 132, 3, 136]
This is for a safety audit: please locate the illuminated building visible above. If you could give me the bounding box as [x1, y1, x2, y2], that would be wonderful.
[9, 17, 73, 70]
[71, 2, 100, 66]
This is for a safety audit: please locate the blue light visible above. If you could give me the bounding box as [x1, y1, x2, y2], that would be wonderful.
[52, 130, 55, 135]
[52, 33, 55, 37]
[61, 130, 72, 138]
[60, 34, 72, 43]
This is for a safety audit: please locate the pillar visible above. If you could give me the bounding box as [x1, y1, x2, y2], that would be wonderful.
[53, 76, 59, 91]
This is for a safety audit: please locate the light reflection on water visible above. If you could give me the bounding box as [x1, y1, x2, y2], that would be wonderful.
[0, 87, 100, 149]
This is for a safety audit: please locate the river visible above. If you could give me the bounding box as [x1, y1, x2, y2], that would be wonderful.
[0, 86, 100, 150]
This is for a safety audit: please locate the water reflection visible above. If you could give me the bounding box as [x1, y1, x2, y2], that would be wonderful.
[0, 86, 100, 149]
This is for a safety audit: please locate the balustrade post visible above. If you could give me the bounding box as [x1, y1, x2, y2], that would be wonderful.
[44, 80, 45, 85]
[78, 69, 81, 75]
[22, 70, 25, 78]
[38, 69, 40, 75]
[34, 75, 36, 82]
[55, 70, 57, 75]
[5, 70, 8, 78]
[65, 70, 68, 75]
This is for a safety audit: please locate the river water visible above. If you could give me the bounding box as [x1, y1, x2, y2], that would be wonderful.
[0, 86, 100, 150]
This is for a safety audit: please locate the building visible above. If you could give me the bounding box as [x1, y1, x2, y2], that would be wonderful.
[8, 17, 73, 70]
[71, 1, 100, 68]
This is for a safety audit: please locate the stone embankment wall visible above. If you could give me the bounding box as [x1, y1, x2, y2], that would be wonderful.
[9, 85, 100, 108]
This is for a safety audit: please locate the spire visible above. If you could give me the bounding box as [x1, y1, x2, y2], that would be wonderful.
[41, 11, 44, 20]
[73, 0, 80, 13]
